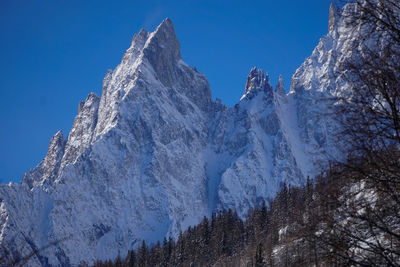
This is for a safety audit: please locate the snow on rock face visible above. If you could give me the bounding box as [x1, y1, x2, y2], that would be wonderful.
[0, 6, 367, 265]
[62, 92, 100, 167]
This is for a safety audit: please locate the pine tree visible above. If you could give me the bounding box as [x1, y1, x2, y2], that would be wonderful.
[149, 241, 161, 267]
[160, 237, 171, 267]
[114, 253, 123, 267]
[125, 250, 136, 267]
[138, 240, 148, 267]
[255, 243, 265, 267]
[254, 201, 268, 237]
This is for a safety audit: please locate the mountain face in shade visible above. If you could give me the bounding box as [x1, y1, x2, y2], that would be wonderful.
[0, 3, 374, 265]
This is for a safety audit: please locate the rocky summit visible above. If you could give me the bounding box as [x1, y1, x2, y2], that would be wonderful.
[0, 4, 371, 265]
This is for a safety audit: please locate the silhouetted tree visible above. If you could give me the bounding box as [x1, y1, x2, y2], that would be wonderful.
[125, 250, 136, 267]
[138, 240, 148, 266]
[322, 1, 400, 264]
[255, 243, 265, 267]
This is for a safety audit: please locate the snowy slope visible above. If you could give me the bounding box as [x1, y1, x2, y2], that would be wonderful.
[0, 4, 371, 265]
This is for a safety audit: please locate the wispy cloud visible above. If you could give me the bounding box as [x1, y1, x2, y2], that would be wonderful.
[141, 6, 166, 30]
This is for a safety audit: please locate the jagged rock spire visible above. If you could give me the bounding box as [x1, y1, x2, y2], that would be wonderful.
[242, 67, 273, 100]
[275, 75, 285, 95]
[245, 67, 265, 94]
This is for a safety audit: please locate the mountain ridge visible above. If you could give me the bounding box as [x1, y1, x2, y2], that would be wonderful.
[0, 4, 362, 265]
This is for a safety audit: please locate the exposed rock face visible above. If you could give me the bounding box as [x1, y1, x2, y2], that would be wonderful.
[243, 67, 272, 99]
[63, 93, 100, 167]
[0, 4, 372, 265]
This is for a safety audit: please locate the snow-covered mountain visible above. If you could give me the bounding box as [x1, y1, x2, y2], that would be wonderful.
[0, 4, 368, 266]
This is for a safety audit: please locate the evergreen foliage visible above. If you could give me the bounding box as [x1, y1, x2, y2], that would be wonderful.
[91, 174, 349, 267]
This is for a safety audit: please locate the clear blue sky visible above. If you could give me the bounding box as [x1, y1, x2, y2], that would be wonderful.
[0, 0, 331, 183]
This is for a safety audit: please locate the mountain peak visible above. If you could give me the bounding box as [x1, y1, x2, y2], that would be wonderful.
[241, 67, 273, 100]
[156, 17, 174, 32]
[142, 18, 182, 87]
[244, 67, 266, 93]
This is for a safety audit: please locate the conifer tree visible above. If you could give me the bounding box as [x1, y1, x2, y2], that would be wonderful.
[255, 243, 265, 267]
[125, 250, 136, 267]
[138, 240, 148, 267]
[114, 254, 123, 267]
